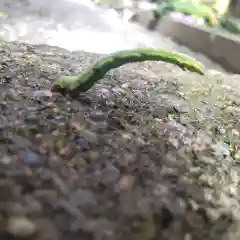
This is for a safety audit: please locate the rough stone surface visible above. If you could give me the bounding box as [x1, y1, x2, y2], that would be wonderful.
[0, 41, 240, 240]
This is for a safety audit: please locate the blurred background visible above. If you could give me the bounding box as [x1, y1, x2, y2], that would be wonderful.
[1, 0, 239, 71]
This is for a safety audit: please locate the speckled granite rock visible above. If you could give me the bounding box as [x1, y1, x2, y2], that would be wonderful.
[0, 40, 239, 240]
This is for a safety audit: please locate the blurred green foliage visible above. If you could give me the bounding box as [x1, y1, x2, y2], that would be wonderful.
[220, 16, 240, 35]
[148, 0, 217, 29]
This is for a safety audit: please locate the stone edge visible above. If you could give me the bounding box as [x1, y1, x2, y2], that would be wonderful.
[135, 11, 240, 73]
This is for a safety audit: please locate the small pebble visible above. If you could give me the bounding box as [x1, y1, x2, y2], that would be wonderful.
[32, 90, 52, 100]
[117, 175, 135, 192]
[69, 154, 87, 170]
[75, 138, 91, 150]
[117, 153, 136, 168]
[5, 88, 20, 100]
[80, 129, 99, 143]
[23, 149, 41, 165]
[225, 106, 240, 117]
[234, 150, 240, 161]
[137, 198, 152, 216]
[70, 121, 98, 143]
[101, 164, 119, 185]
[232, 129, 239, 137]
[90, 111, 105, 122]
[59, 144, 75, 159]
[216, 126, 226, 135]
[35, 133, 43, 140]
[99, 88, 111, 99]
[212, 142, 230, 156]
[175, 182, 186, 197]
[70, 189, 97, 207]
[112, 87, 125, 95]
[179, 115, 191, 125]
[0, 155, 12, 164]
[166, 121, 187, 135]
[184, 233, 192, 240]
[168, 137, 179, 149]
[87, 151, 100, 163]
[6, 216, 37, 237]
[121, 83, 129, 88]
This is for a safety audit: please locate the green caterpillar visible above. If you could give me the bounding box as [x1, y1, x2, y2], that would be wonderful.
[51, 48, 205, 95]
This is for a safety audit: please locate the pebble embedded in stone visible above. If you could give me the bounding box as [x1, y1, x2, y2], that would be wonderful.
[101, 164, 119, 185]
[32, 90, 53, 100]
[80, 129, 99, 143]
[75, 138, 91, 150]
[23, 149, 41, 165]
[216, 126, 226, 135]
[6, 216, 37, 237]
[179, 115, 191, 125]
[59, 144, 74, 159]
[117, 175, 135, 192]
[232, 129, 239, 136]
[5, 88, 21, 100]
[89, 111, 106, 122]
[70, 189, 97, 207]
[165, 121, 187, 135]
[0, 155, 12, 164]
[234, 150, 240, 161]
[212, 142, 230, 156]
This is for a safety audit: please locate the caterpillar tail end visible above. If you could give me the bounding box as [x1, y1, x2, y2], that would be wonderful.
[198, 67, 206, 76]
[187, 64, 205, 76]
[193, 67, 205, 76]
